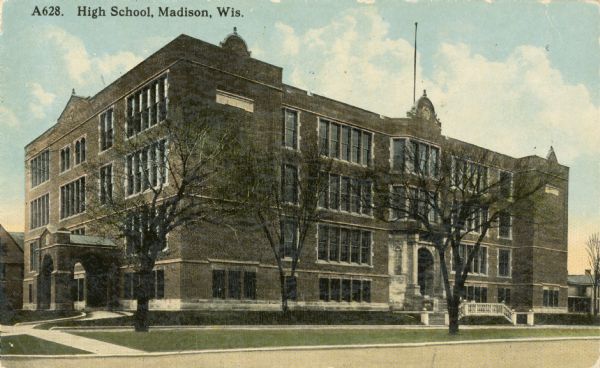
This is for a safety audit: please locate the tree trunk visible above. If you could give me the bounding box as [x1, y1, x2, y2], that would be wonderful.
[448, 296, 460, 335]
[279, 272, 289, 314]
[134, 270, 152, 332]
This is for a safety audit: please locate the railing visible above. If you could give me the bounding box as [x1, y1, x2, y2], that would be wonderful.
[459, 302, 514, 322]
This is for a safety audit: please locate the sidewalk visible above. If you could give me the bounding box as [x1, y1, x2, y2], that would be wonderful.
[1, 311, 142, 355]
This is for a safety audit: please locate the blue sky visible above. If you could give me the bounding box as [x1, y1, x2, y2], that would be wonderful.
[0, 0, 598, 273]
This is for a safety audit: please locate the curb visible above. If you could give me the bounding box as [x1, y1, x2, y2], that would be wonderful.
[3, 335, 600, 359]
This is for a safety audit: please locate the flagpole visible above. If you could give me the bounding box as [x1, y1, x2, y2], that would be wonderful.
[413, 22, 418, 105]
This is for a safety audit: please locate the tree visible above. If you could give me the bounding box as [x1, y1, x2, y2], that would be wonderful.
[374, 140, 561, 334]
[225, 134, 331, 313]
[587, 233, 600, 316]
[86, 103, 239, 331]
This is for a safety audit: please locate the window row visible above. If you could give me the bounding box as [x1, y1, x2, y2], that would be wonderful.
[452, 158, 488, 191]
[123, 270, 165, 299]
[392, 138, 439, 177]
[319, 278, 371, 303]
[60, 177, 86, 219]
[319, 119, 372, 166]
[60, 138, 88, 172]
[126, 139, 168, 196]
[124, 211, 168, 255]
[127, 74, 168, 137]
[30, 194, 49, 230]
[318, 224, 372, 265]
[452, 244, 488, 275]
[212, 269, 257, 300]
[464, 285, 488, 303]
[391, 186, 437, 223]
[30, 150, 50, 187]
[543, 289, 559, 307]
[319, 173, 372, 216]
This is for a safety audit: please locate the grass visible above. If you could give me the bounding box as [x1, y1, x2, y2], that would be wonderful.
[0, 310, 81, 325]
[0, 334, 90, 355]
[39, 310, 420, 330]
[70, 328, 600, 352]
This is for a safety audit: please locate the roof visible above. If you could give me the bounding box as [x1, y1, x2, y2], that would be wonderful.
[70, 234, 116, 247]
[8, 232, 24, 251]
[568, 274, 594, 285]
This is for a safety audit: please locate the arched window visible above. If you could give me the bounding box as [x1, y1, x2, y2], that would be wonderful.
[75, 141, 81, 164]
[80, 137, 86, 162]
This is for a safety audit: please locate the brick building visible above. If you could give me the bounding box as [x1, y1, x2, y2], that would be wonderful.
[22, 31, 569, 313]
[0, 225, 24, 310]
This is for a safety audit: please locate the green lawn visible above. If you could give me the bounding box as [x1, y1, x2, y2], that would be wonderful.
[71, 328, 600, 352]
[1, 334, 91, 355]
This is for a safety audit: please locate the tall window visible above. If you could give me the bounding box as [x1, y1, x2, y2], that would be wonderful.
[126, 139, 168, 196]
[212, 270, 226, 299]
[498, 211, 511, 239]
[392, 139, 405, 171]
[499, 170, 513, 198]
[280, 219, 297, 259]
[30, 193, 49, 229]
[29, 241, 39, 271]
[244, 271, 257, 300]
[30, 149, 50, 187]
[60, 146, 71, 172]
[285, 276, 297, 301]
[99, 164, 113, 204]
[498, 249, 511, 277]
[498, 287, 511, 304]
[212, 269, 257, 300]
[127, 74, 168, 137]
[74, 137, 86, 165]
[283, 109, 298, 149]
[99, 108, 114, 151]
[320, 173, 372, 215]
[281, 164, 298, 204]
[317, 224, 372, 265]
[543, 289, 559, 307]
[393, 138, 438, 177]
[60, 177, 86, 219]
[452, 244, 487, 275]
[465, 285, 488, 303]
[319, 119, 372, 166]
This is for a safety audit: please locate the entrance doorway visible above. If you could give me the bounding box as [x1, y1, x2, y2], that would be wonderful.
[418, 248, 434, 296]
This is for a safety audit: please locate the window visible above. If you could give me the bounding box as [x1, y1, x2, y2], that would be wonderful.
[396, 187, 437, 223]
[392, 139, 405, 171]
[285, 276, 297, 301]
[216, 90, 253, 113]
[100, 108, 114, 151]
[212, 270, 226, 299]
[76, 278, 85, 302]
[74, 137, 86, 165]
[465, 285, 488, 303]
[283, 109, 298, 149]
[29, 241, 39, 271]
[498, 249, 511, 277]
[127, 74, 168, 137]
[320, 173, 372, 215]
[30, 150, 50, 187]
[467, 206, 489, 234]
[30, 193, 49, 229]
[319, 119, 372, 166]
[498, 287, 511, 304]
[99, 164, 113, 205]
[60, 177, 85, 219]
[123, 273, 136, 299]
[543, 289, 559, 307]
[154, 270, 165, 299]
[394, 139, 439, 177]
[228, 270, 241, 299]
[317, 224, 372, 265]
[28, 284, 33, 303]
[316, 278, 372, 303]
[125, 211, 169, 255]
[244, 271, 257, 300]
[498, 211, 511, 239]
[126, 139, 168, 196]
[453, 158, 488, 191]
[71, 227, 85, 235]
[391, 186, 407, 219]
[282, 164, 298, 204]
[60, 146, 71, 172]
[452, 244, 487, 275]
[280, 219, 297, 259]
[499, 170, 513, 198]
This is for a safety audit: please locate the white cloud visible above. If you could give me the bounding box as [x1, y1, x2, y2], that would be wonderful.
[274, 22, 300, 56]
[28, 83, 56, 119]
[44, 26, 143, 88]
[357, 0, 376, 4]
[273, 8, 599, 164]
[0, 106, 19, 128]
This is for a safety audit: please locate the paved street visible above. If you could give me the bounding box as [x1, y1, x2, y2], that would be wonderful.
[2, 339, 599, 368]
